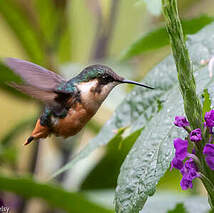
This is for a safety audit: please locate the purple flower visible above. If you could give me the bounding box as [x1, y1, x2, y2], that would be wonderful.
[174, 116, 189, 127]
[203, 144, 214, 170]
[180, 176, 193, 190]
[180, 158, 199, 190]
[204, 156, 214, 170]
[170, 138, 188, 171]
[190, 128, 202, 142]
[184, 158, 197, 170]
[205, 110, 214, 127]
[181, 159, 199, 177]
[181, 165, 199, 180]
[174, 138, 188, 160]
[203, 144, 214, 156]
[171, 157, 183, 170]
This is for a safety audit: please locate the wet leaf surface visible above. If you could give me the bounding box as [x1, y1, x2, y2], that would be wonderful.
[115, 23, 214, 213]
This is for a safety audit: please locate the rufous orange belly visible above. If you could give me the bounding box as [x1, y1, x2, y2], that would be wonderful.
[25, 103, 95, 145]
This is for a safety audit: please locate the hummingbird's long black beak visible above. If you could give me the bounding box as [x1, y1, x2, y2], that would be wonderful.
[120, 79, 154, 89]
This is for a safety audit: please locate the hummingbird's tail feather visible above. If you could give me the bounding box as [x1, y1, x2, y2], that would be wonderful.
[24, 136, 34, 145]
[24, 119, 50, 146]
[24, 136, 43, 145]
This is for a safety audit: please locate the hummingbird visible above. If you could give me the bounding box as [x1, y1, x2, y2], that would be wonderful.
[5, 58, 153, 145]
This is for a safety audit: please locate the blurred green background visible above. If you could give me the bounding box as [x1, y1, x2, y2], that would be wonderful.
[0, 0, 213, 212]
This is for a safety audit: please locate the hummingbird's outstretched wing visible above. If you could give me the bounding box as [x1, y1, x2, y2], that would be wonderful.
[8, 82, 57, 104]
[4, 57, 72, 104]
[5, 58, 65, 90]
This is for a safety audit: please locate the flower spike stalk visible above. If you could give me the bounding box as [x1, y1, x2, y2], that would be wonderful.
[162, 0, 203, 130]
[162, 0, 214, 209]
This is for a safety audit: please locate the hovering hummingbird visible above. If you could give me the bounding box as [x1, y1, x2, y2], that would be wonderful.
[5, 58, 154, 145]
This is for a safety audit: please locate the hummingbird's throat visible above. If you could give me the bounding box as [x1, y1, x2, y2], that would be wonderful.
[76, 79, 117, 112]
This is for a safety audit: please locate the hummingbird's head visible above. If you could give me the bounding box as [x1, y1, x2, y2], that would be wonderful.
[75, 64, 154, 110]
[75, 64, 123, 84]
[76, 64, 154, 89]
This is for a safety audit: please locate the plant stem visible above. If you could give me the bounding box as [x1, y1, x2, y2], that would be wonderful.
[162, 0, 203, 130]
[92, 0, 120, 60]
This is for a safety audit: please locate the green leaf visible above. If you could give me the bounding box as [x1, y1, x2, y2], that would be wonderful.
[120, 15, 214, 60]
[202, 89, 211, 119]
[115, 23, 214, 213]
[81, 128, 143, 189]
[34, 0, 58, 45]
[167, 203, 187, 213]
[0, 175, 114, 213]
[0, 0, 45, 65]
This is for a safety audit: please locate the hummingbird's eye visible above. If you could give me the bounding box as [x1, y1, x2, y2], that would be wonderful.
[99, 74, 113, 85]
[102, 75, 108, 80]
